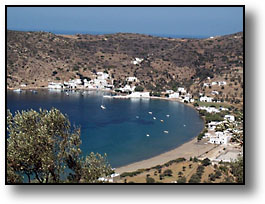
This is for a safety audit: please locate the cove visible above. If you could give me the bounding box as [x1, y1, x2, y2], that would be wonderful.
[7, 90, 204, 168]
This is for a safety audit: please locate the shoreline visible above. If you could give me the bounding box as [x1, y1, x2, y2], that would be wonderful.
[115, 137, 216, 174]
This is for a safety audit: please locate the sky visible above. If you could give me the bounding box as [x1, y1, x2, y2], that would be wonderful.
[7, 7, 243, 37]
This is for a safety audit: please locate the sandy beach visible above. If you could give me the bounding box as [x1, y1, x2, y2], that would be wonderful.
[115, 137, 216, 174]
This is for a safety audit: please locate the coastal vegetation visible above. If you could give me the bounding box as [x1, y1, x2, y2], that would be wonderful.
[119, 157, 243, 183]
[7, 108, 112, 183]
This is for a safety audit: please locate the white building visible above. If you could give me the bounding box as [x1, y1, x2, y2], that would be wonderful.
[203, 83, 211, 87]
[129, 92, 150, 98]
[131, 57, 143, 65]
[224, 115, 235, 122]
[208, 121, 222, 131]
[199, 96, 213, 103]
[97, 72, 109, 80]
[211, 82, 218, 86]
[119, 85, 135, 92]
[178, 87, 186, 93]
[166, 90, 174, 94]
[198, 106, 220, 113]
[211, 91, 219, 95]
[126, 77, 138, 82]
[48, 82, 63, 89]
[218, 81, 227, 86]
[209, 131, 232, 145]
[169, 92, 179, 99]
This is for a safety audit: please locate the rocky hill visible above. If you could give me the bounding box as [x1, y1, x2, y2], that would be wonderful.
[7, 30, 243, 105]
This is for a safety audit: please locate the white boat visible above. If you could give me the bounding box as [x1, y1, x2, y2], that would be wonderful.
[136, 116, 139, 119]
[183, 124, 186, 127]
[101, 105, 106, 110]
[148, 112, 152, 114]
[65, 92, 69, 96]
[103, 95, 113, 98]
[13, 89, 21, 92]
[153, 117, 156, 120]
[146, 134, 150, 137]
[163, 130, 169, 134]
[166, 115, 170, 117]
[160, 120, 164, 122]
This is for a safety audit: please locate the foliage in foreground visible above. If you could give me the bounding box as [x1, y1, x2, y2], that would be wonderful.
[7, 108, 113, 183]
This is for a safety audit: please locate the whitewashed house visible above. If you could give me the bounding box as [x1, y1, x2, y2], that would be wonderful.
[211, 82, 218, 86]
[131, 57, 143, 65]
[199, 96, 213, 102]
[209, 131, 232, 145]
[178, 87, 186, 94]
[126, 77, 138, 82]
[198, 106, 220, 113]
[166, 90, 174, 94]
[97, 72, 109, 80]
[211, 91, 219, 95]
[218, 81, 227, 86]
[48, 82, 63, 89]
[224, 115, 235, 122]
[129, 92, 150, 98]
[169, 92, 179, 99]
[203, 83, 211, 87]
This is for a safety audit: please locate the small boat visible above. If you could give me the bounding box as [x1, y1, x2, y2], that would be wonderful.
[103, 95, 112, 98]
[166, 115, 170, 117]
[100, 105, 106, 110]
[13, 89, 21, 92]
[148, 112, 152, 114]
[32, 90, 38, 94]
[163, 130, 169, 134]
[136, 116, 139, 119]
[160, 120, 164, 122]
[65, 92, 69, 96]
[183, 124, 186, 127]
[153, 117, 156, 120]
[146, 134, 150, 137]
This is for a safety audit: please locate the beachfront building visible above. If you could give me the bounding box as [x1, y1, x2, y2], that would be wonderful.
[199, 96, 213, 103]
[129, 92, 150, 98]
[209, 131, 232, 145]
[97, 72, 109, 80]
[118, 85, 136, 92]
[48, 82, 63, 89]
[178, 87, 186, 94]
[169, 92, 179, 99]
[166, 90, 174, 94]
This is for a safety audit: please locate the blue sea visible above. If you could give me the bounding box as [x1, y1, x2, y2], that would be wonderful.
[7, 90, 204, 167]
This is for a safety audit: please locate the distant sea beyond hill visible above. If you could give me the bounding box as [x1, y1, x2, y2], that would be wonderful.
[7, 28, 211, 39]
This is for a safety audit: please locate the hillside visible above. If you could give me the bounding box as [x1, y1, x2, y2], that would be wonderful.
[7, 30, 243, 105]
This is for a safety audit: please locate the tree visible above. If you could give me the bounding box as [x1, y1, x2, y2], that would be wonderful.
[135, 85, 144, 92]
[230, 157, 244, 183]
[202, 158, 211, 166]
[163, 169, 173, 177]
[188, 174, 201, 183]
[177, 176, 186, 183]
[146, 177, 155, 183]
[7, 108, 112, 183]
